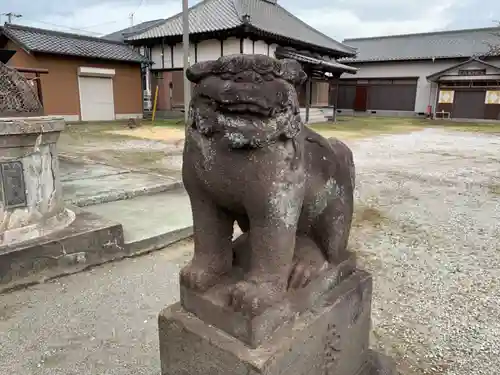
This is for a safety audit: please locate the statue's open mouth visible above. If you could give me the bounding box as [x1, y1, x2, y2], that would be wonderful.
[217, 102, 276, 118]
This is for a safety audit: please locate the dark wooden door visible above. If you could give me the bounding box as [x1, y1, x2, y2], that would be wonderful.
[353, 86, 368, 111]
[452, 90, 486, 119]
[171, 70, 184, 108]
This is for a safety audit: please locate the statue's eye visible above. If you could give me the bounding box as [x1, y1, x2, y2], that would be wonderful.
[220, 73, 231, 80]
[263, 74, 274, 81]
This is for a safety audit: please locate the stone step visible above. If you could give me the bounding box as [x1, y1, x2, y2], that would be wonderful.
[83, 188, 193, 255]
[299, 108, 329, 124]
[61, 162, 182, 207]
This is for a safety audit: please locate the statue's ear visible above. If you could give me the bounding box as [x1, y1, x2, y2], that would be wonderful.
[279, 59, 308, 86]
[186, 60, 217, 83]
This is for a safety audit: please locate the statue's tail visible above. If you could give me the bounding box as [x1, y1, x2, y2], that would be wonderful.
[328, 138, 355, 189]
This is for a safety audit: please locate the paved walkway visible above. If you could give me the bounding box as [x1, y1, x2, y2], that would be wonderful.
[0, 240, 193, 375]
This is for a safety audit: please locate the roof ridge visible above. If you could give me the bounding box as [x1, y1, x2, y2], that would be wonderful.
[343, 25, 500, 42]
[4, 22, 129, 46]
[270, 3, 355, 53]
[106, 18, 165, 39]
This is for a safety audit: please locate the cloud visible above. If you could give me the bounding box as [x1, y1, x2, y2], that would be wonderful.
[3, 0, 500, 40]
[292, 0, 458, 40]
[4, 0, 184, 36]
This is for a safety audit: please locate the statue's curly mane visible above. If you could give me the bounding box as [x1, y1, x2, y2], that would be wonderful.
[187, 54, 307, 86]
[187, 55, 308, 150]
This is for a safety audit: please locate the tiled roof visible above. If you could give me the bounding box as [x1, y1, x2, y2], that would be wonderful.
[426, 57, 500, 81]
[125, 0, 355, 56]
[103, 19, 166, 42]
[341, 27, 500, 62]
[1, 23, 148, 63]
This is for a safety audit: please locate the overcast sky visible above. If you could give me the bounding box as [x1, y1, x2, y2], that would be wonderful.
[1, 0, 499, 40]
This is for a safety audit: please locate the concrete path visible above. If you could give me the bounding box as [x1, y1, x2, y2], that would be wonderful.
[0, 240, 193, 375]
[59, 158, 192, 256]
[85, 189, 193, 253]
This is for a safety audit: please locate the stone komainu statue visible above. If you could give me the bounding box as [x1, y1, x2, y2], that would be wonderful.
[181, 54, 356, 316]
[0, 62, 42, 115]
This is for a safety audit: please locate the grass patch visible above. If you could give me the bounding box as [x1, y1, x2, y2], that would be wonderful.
[353, 205, 388, 228]
[429, 120, 500, 133]
[61, 115, 500, 146]
[488, 184, 500, 195]
[106, 126, 185, 143]
[150, 119, 185, 128]
[309, 116, 426, 139]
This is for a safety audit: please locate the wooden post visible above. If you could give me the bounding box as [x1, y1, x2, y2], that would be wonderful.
[305, 76, 311, 123]
[333, 78, 339, 123]
[35, 73, 44, 112]
[152, 85, 159, 124]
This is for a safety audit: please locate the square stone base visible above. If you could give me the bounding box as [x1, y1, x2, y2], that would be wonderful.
[159, 270, 396, 375]
[0, 206, 125, 292]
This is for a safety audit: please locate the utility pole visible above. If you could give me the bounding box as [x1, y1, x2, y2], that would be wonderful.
[182, 0, 190, 124]
[2, 12, 22, 24]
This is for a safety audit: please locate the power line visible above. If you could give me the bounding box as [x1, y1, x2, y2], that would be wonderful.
[80, 19, 122, 30]
[10, 0, 147, 36]
[129, 0, 145, 26]
[20, 18, 104, 36]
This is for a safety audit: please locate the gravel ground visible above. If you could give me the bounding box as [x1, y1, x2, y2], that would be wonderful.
[347, 128, 500, 375]
[0, 128, 498, 375]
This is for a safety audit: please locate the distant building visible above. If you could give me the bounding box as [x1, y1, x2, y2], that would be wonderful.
[1, 23, 147, 121]
[103, 19, 166, 43]
[110, 0, 357, 122]
[337, 27, 500, 120]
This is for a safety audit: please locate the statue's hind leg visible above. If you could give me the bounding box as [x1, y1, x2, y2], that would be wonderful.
[313, 137, 355, 264]
[288, 236, 328, 289]
[313, 194, 354, 264]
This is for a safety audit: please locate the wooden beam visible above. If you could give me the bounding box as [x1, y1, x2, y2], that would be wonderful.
[161, 39, 165, 69]
[13, 67, 49, 74]
[170, 45, 174, 68]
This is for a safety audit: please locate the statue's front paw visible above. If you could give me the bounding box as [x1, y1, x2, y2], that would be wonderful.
[229, 279, 286, 316]
[180, 261, 225, 291]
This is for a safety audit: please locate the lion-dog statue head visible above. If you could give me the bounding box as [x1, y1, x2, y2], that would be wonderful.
[186, 54, 307, 149]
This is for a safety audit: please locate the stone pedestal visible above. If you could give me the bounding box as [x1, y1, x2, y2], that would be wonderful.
[159, 270, 396, 375]
[0, 117, 126, 292]
[0, 116, 73, 247]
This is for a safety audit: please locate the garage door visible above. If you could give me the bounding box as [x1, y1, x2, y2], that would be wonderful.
[337, 79, 417, 111]
[79, 76, 115, 121]
[367, 80, 417, 111]
[452, 90, 485, 119]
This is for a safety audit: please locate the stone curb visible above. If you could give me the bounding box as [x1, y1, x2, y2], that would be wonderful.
[65, 180, 184, 207]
